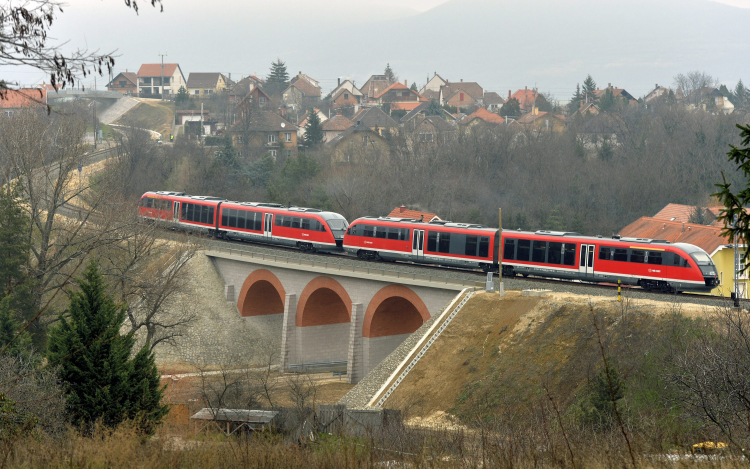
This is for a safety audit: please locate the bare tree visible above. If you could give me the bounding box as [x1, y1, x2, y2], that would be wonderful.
[673, 71, 719, 105]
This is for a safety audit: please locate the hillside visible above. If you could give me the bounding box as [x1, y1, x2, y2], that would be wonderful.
[386, 291, 709, 437]
[115, 99, 174, 137]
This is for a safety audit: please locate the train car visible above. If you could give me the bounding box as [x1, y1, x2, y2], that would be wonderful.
[217, 201, 347, 252]
[343, 217, 719, 293]
[501, 231, 719, 293]
[343, 216, 500, 271]
[138, 191, 348, 252]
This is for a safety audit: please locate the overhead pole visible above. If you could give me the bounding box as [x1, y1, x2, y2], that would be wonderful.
[158, 51, 168, 100]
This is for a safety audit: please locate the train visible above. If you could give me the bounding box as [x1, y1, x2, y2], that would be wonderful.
[138, 191, 720, 293]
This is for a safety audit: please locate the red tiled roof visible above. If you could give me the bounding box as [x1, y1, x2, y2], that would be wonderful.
[653, 203, 725, 227]
[618, 217, 730, 255]
[137, 63, 180, 77]
[387, 206, 441, 222]
[510, 89, 538, 109]
[0, 88, 47, 108]
[322, 115, 355, 131]
[517, 111, 565, 124]
[461, 107, 504, 125]
[390, 102, 423, 111]
[374, 81, 408, 99]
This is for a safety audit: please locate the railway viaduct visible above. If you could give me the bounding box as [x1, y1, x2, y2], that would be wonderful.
[204, 243, 480, 383]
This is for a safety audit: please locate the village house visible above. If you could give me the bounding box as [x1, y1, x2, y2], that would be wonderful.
[350, 106, 398, 136]
[644, 84, 671, 104]
[387, 206, 442, 222]
[136, 63, 186, 97]
[439, 80, 483, 107]
[230, 109, 297, 160]
[593, 84, 638, 104]
[509, 87, 538, 113]
[459, 107, 505, 130]
[282, 73, 321, 109]
[483, 92, 505, 112]
[327, 122, 390, 164]
[516, 109, 565, 132]
[321, 114, 355, 142]
[419, 72, 447, 96]
[106, 71, 137, 95]
[405, 114, 456, 146]
[360, 74, 391, 99]
[186, 73, 229, 97]
[229, 75, 265, 104]
[296, 108, 328, 140]
[0, 88, 48, 116]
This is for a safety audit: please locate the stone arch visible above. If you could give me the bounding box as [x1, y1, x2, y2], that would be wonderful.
[363, 285, 430, 338]
[296, 277, 352, 327]
[236, 269, 286, 317]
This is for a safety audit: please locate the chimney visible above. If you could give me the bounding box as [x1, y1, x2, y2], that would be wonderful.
[509, 90, 511, 100]
[682, 222, 685, 233]
[655, 83, 658, 89]
[400, 205, 406, 213]
[404, 79, 407, 86]
[460, 78, 463, 82]
[338, 77, 341, 86]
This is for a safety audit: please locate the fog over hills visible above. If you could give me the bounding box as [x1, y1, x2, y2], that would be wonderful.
[21, 0, 750, 100]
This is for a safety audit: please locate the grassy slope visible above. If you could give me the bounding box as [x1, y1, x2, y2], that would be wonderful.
[387, 291, 704, 433]
[115, 99, 174, 137]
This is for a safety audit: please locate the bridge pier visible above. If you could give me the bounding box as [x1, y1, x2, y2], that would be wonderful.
[280, 293, 297, 370]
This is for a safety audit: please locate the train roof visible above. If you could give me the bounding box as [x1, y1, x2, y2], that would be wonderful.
[146, 192, 342, 216]
[355, 216, 493, 231]
[506, 229, 673, 245]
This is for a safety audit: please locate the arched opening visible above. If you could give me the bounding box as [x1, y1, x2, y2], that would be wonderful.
[363, 285, 430, 338]
[368, 297, 424, 337]
[237, 269, 286, 317]
[296, 277, 352, 327]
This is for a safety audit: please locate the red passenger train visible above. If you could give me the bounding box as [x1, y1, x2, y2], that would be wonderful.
[343, 216, 720, 293]
[138, 191, 348, 252]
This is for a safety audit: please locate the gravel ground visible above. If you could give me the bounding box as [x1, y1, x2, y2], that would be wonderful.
[337, 297, 457, 409]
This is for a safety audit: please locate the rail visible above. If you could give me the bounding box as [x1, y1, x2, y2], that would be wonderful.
[204, 242, 483, 289]
[287, 361, 347, 373]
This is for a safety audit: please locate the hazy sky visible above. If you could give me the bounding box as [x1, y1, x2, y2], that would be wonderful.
[4, 0, 750, 99]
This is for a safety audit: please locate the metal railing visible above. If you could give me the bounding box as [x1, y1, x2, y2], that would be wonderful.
[204, 241, 483, 288]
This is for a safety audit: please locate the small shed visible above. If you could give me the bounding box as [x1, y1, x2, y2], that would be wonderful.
[190, 408, 279, 435]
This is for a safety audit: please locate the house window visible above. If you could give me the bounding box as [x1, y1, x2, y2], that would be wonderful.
[119, 80, 126, 87]
[236, 136, 244, 143]
[142, 77, 151, 84]
[285, 149, 292, 158]
[285, 132, 292, 142]
[268, 134, 277, 144]
[344, 93, 349, 100]
[205, 89, 212, 95]
[418, 133, 434, 142]
[194, 90, 200, 95]
[259, 97, 266, 104]
[4, 111, 13, 117]
[163, 77, 170, 85]
[269, 149, 277, 160]
[362, 135, 368, 145]
[142, 88, 152, 94]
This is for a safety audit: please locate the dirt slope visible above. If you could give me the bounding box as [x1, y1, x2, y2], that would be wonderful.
[115, 99, 174, 137]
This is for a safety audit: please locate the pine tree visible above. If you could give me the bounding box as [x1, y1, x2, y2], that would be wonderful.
[47, 261, 168, 432]
[0, 182, 29, 296]
[570, 83, 583, 112]
[0, 296, 31, 357]
[582, 75, 597, 102]
[175, 86, 190, 105]
[410, 82, 417, 91]
[425, 99, 443, 116]
[304, 111, 324, 146]
[267, 59, 289, 85]
[499, 98, 521, 118]
[384, 63, 396, 84]
[733, 79, 748, 109]
[599, 88, 616, 111]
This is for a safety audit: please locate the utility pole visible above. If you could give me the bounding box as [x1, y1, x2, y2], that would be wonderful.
[158, 51, 168, 100]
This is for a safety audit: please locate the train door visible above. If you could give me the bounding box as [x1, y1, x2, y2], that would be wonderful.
[263, 213, 273, 239]
[172, 201, 180, 222]
[412, 229, 425, 259]
[579, 244, 596, 278]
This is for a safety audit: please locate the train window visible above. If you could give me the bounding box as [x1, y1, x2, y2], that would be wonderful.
[228, 209, 237, 228]
[563, 244, 576, 266]
[438, 232, 451, 253]
[532, 241, 547, 263]
[599, 247, 611, 260]
[254, 213, 262, 231]
[647, 251, 662, 265]
[363, 225, 375, 238]
[614, 249, 628, 262]
[291, 217, 300, 229]
[402, 229, 410, 241]
[478, 237, 490, 257]
[375, 227, 387, 239]
[503, 238, 515, 260]
[630, 250, 645, 263]
[221, 209, 228, 226]
[301, 218, 310, 230]
[387, 228, 400, 240]
[548, 242, 562, 265]
[208, 207, 214, 225]
[427, 232, 438, 252]
[466, 236, 478, 256]
[140, 197, 151, 207]
[517, 239, 531, 261]
[673, 254, 687, 267]
[283, 217, 292, 228]
[237, 210, 246, 229]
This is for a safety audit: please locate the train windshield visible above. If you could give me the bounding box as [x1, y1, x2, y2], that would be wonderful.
[690, 252, 712, 265]
[326, 219, 348, 231]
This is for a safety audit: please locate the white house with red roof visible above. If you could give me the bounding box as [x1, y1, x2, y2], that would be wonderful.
[0, 88, 48, 116]
[136, 63, 186, 97]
